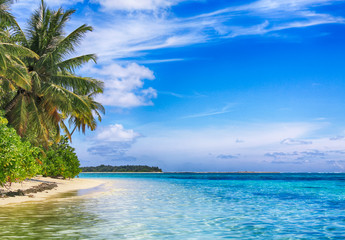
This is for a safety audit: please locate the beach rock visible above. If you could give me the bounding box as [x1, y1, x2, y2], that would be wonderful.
[1, 182, 58, 198]
[17, 190, 25, 196]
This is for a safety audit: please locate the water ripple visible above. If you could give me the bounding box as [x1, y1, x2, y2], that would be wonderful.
[0, 173, 344, 239]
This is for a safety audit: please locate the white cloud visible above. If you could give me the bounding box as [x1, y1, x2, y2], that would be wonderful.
[129, 122, 320, 157]
[76, 121, 345, 171]
[75, 124, 141, 161]
[83, 62, 157, 107]
[280, 138, 312, 145]
[126, 121, 345, 171]
[96, 124, 140, 142]
[93, 0, 186, 11]
[80, 15, 206, 59]
[77, 0, 344, 59]
[13, 0, 344, 60]
[234, 0, 341, 13]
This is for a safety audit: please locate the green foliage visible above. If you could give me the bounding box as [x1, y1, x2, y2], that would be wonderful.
[1, 0, 104, 147]
[0, 116, 41, 186]
[41, 136, 81, 179]
[0, 1, 95, 184]
[81, 165, 163, 173]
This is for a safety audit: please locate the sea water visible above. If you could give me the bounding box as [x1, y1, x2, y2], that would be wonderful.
[0, 173, 344, 239]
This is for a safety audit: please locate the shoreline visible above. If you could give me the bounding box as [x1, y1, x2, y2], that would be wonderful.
[0, 177, 107, 206]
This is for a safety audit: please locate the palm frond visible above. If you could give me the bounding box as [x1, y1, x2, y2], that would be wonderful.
[2, 0, 105, 144]
[51, 24, 93, 57]
[41, 82, 91, 114]
[56, 54, 96, 73]
[51, 74, 103, 94]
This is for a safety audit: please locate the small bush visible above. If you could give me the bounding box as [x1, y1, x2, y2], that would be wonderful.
[41, 136, 81, 179]
[0, 116, 42, 186]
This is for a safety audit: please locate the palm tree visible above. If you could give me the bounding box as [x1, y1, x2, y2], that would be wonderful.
[3, 0, 104, 146]
[0, 0, 38, 106]
[68, 93, 105, 137]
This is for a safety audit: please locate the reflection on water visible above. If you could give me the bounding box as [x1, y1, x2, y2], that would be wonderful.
[0, 174, 345, 239]
[77, 183, 107, 196]
[0, 194, 104, 239]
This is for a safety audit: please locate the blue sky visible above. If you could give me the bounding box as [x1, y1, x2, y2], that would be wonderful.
[12, 0, 345, 172]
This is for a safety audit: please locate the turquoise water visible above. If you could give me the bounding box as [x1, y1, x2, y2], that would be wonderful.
[0, 173, 345, 239]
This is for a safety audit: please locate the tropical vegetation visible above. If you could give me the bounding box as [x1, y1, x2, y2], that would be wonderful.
[0, 0, 104, 186]
[41, 136, 81, 179]
[0, 116, 41, 186]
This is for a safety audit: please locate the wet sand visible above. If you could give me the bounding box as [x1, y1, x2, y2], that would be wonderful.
[0, 177, 107, 206]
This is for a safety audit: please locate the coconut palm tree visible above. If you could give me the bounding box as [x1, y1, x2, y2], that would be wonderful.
[68, 92, 105, 137]
[3, 0, 104, 146]
[0, 0, 38, 105]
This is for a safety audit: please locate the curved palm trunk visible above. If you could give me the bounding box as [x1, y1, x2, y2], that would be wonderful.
[70, 125, 77, 136]
[4, 89, 23, 114]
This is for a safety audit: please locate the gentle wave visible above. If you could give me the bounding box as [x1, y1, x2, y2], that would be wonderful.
[0, 173, 344, 239]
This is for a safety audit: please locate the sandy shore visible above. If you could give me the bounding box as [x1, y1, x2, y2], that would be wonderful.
[0, 177, 107, 206]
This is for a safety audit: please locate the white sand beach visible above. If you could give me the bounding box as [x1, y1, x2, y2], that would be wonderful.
[0, 177, 107, 206]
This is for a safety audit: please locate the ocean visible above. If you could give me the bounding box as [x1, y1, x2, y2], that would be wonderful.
[0, 173, 344, 239]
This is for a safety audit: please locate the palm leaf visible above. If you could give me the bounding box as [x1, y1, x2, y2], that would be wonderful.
[56, 54, 96, 73]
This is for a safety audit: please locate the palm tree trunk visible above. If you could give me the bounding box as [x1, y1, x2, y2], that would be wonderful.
[70, 125, 77, 136]
[4, 90, 22, 114]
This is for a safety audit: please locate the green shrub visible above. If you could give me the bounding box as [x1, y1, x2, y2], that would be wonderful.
[0, 116, 42, 186]
[41, 136, 81, 179]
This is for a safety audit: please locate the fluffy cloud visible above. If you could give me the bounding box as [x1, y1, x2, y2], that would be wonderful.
[87, 124, 140, 160]
[87, 142, 136, 161]
[83, 62, 157, 108]
[96, 124, 140, 142]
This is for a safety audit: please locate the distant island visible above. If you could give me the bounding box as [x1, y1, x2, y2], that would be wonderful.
[81, 165, 163, 173]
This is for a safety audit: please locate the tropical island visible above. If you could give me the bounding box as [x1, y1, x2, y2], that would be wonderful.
[81, 165, 163, 173]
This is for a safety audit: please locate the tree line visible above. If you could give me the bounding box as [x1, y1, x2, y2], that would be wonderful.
[0, 0, 104, 186]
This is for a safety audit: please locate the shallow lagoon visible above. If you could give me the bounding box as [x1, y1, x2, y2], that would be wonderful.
[0, 173, 345, 239]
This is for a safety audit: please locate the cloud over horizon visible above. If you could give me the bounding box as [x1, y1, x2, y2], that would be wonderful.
[86, 124, 140, 161]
